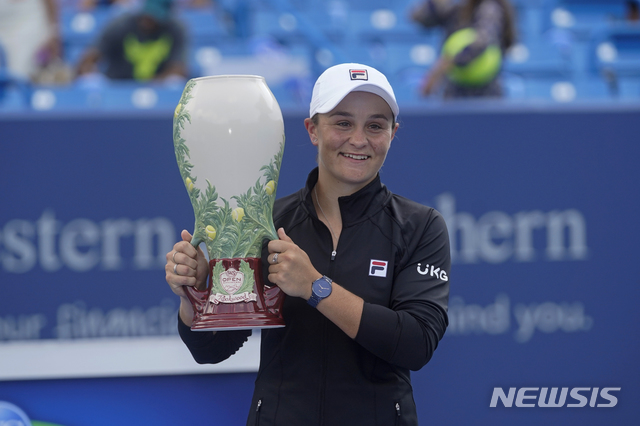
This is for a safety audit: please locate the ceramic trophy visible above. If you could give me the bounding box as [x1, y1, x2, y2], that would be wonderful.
[173, 75, 286, 331]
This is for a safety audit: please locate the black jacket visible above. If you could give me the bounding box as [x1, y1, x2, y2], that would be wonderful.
[179, 169, 450, 425]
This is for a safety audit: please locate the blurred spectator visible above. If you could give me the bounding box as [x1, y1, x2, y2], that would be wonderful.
[410, 0, 516, 99]
[627, 0, 640, 22]
[76, 0, 187, 84]
[76, 0, 132, 10]
[0, 0, 71, 84]
[77, 0, 213, 12]
[77, 0, 136, 11]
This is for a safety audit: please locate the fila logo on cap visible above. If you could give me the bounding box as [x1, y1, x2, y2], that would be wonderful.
[350, 69, 368, 81]
[369, 259, 388, 277]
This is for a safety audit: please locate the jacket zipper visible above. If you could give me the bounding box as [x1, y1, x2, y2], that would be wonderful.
[395, 402, 401, 425]
[254, 399, 262, 426]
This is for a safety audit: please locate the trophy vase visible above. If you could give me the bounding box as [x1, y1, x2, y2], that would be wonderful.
[173, 75, 286, 331]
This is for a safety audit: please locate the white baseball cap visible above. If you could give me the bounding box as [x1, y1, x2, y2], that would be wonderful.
[309, 63, 399, 119]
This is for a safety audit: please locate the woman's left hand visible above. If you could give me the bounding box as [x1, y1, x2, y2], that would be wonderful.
[267, 228, 319, 300]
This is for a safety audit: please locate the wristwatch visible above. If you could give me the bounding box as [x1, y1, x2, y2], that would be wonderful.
[308, 275, 333, 308]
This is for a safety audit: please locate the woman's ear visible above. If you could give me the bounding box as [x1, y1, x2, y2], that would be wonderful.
[304, 117, 319, 146]
[391, 121, 399, 141]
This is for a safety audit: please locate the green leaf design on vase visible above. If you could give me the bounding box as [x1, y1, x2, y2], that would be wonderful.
[238, 260, 256, 294]
[210, 261, 225, 292]
[173, 79, 284, 259]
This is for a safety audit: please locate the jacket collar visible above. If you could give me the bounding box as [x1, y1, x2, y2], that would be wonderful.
[301, 168, 391, 227]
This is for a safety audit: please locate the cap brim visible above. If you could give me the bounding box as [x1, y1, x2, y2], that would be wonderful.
[313, 83, 399, 118]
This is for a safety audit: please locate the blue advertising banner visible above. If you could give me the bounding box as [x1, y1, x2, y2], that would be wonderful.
[0, 103, 638, 425]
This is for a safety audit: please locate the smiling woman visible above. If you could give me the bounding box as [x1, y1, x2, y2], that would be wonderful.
[166, 63, 451, 426]
[306, 91, 397, 200]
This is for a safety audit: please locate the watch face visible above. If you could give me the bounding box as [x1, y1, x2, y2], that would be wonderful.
[313, 278, 332, 298]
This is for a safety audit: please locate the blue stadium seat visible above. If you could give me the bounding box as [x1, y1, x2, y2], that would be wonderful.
[252, 10, 306, 42]
[590, 23, 640, 78]
[0, 44, 32, 110]
[504, 39, 572, 78]
[512, 0, 546, 40]
[542, 0, 628, 41]
[188, 40, 253, 78]
[29, 86, 104, 111]
[382, 40, 439, 77]
[348, 0, 401, 10]
[571, 74, 614, 98]
[386, 71, 426, 107]
[101, 83, 183, 111]
[60, 7, 120, 67]
[178, 7, 230, 45]
[0, 84, 31, 111]
[60, 7, 115, 47]
[345, 9, 425, 44]
[616, 76, 640, 98]
[519, 75, 612, 101]
[24, 83, 185, 112]
[295, 8, 348, 44]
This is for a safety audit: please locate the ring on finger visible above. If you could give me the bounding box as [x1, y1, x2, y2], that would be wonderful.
[174, 263, 179, 275]
[172, 251, 177, 263]
[272, 253, 279, 264]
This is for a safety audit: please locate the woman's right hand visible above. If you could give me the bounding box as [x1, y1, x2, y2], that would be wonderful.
[165, 229, 209, 298]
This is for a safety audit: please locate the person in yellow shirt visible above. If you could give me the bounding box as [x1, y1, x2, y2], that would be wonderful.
[76, 0, 187, 82]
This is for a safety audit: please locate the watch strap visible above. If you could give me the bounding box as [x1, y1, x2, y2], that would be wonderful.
[308, 275, 332, 308]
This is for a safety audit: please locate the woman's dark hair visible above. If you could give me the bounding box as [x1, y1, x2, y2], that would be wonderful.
[460, 0, 517, 50]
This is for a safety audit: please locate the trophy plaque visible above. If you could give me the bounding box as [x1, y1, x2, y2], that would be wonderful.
[173, 75, 286, 331]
